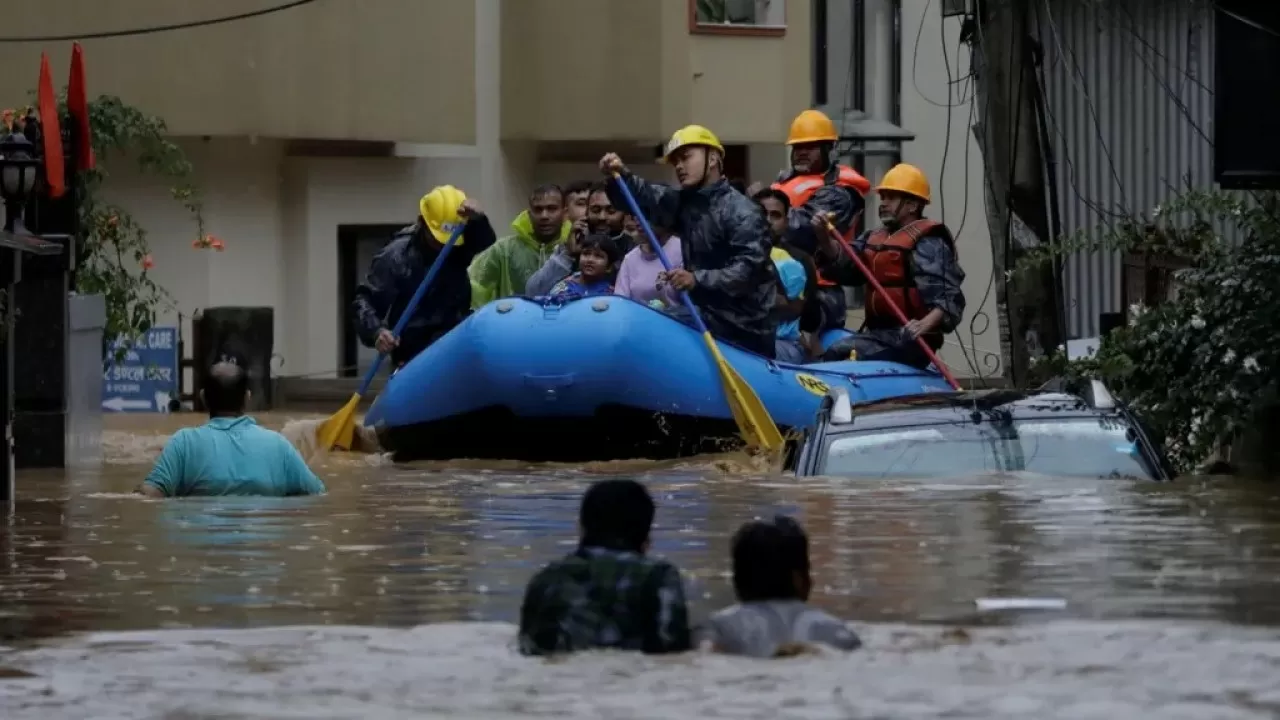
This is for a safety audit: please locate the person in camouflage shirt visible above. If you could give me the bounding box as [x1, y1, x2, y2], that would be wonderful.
[518, 479, 692, 656]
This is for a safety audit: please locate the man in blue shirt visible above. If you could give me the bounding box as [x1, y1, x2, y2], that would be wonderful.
[136, 355, 326, 498]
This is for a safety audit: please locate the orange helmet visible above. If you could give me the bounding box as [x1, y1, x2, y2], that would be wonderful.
[786, 109, 839, 145]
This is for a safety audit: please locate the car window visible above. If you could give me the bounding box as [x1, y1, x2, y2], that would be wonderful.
[822, 416, 1158, 480]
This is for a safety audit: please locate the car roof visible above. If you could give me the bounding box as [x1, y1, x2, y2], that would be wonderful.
[832, 388, 1120, 431]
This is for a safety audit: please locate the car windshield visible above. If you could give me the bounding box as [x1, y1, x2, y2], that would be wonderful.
[822, 416, 1158, 480]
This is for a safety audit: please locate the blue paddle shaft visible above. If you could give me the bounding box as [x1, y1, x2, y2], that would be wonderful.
[357, 222, 467, 395]
[611, 175, 710, 335]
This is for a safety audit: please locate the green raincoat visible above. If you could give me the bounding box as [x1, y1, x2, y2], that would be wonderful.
[468, 211, 570, 309]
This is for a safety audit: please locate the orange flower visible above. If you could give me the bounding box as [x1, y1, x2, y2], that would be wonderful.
[141, 254, 154, 270]
[107, 215, 118, 227]
[190, 234, 226, 251]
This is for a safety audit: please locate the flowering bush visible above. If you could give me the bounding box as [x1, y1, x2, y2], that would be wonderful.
[4, 96, 209, 352]
[1023, 189, 1280, 472]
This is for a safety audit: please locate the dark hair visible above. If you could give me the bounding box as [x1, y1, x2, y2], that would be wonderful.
[588, 180, 612, 199]
[731, 515, 810, 602]
[579, 479, 655, 552]
[564, 180, 593, 197]
[753, 187, 791, 209]
[577, 233, 621, 266]
[529, 184, 564, 205]
[203, 351, 249, 416]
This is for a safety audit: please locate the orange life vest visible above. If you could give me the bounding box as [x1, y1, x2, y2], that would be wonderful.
[773, 165, 871, 205]
[773, 165, 871, 287]
[861, 219, 952, 325]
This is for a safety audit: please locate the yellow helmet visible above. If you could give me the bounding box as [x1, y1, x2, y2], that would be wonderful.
[875, 164, 931, 204]
[786, 109, 839, 145]
[663, 124, 725, 164]
[419, 185, 468, 243]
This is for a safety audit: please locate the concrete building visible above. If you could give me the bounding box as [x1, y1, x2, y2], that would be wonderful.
[1, 0, 996, 380]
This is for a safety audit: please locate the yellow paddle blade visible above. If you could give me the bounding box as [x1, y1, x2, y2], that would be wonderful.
[315, 393, 362, 452]
[700, 332, 784, 453]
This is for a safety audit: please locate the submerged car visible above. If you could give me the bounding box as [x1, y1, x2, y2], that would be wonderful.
[786, 380, 1174, 481]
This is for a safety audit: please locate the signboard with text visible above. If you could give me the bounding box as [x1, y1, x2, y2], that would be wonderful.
[101, 327, 179, 413]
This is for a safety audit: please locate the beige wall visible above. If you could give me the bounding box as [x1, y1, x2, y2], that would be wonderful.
[2, 0, 810, 147]
[687, 2, 812, 144]
[500, 0, 664, 142]
[503, 0, 811, 145]
[0, 0, 477, 143]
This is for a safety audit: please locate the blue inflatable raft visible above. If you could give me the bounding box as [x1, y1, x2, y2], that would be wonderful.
[364, 296, 953, 461]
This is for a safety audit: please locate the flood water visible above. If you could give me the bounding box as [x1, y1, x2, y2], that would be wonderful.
[2, 412, 1280, 718]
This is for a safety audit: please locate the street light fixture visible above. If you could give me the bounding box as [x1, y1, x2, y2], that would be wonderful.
[0, 129, 40, 234]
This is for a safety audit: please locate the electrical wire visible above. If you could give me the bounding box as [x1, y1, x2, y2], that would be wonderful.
[1040, 0, 1131, 218]
[965, 0, 1273, 353]
[1031, 0, 1224, 339]
[913, 0, 972, 108]
[0, 0, 321, 43]
[934, 8, 985, 379]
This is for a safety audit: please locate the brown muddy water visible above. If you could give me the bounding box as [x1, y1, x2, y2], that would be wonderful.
[1, 412, 1280, 719]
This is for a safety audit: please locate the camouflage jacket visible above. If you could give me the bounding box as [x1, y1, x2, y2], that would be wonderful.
[518, 546, 692, 656]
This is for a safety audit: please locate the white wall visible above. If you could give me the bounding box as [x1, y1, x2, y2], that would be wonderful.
[99, 137, 286, 390]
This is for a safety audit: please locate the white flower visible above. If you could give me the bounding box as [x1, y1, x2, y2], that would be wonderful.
[1189, 315, 1206, 330]
[1243, 356, 1260, 373]
[1222, 349, 1236, 364]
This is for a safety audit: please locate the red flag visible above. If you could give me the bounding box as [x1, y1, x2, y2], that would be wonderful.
[67, 43, 94, 172]
[36, 53, 66, 198]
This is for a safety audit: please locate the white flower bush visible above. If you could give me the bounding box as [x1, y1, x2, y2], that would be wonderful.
[1022, 189, 1280, 472]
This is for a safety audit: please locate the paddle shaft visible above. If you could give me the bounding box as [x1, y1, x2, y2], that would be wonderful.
[356, 222, 467, 395]
[823, 219, 961, 390]
[611, 173, 709, 334]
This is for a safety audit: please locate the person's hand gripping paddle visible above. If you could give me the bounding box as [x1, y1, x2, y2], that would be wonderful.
[821, 216, 961, 390]
[612, 173, 785, 454]
[315, 223, 467, 452]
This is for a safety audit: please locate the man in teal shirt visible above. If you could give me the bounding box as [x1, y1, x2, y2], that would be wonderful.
[136, 355, 326, 498]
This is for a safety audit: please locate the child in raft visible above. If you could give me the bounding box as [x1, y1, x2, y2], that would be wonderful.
[548, 233, 620, 300]
[615, 219, 683, 310]
[700, 515, 861, 657]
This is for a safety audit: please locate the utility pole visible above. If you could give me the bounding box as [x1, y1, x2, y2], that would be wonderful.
[970, 0, 1064, 386]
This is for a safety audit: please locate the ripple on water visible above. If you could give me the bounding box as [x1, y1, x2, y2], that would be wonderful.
[2, 413, 1280, 715]
[2, 621, 1280, 719]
